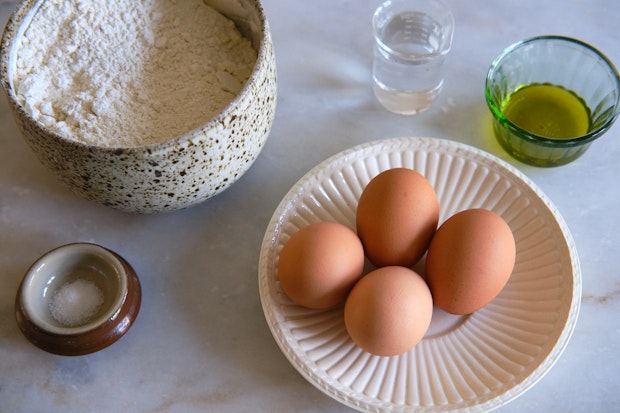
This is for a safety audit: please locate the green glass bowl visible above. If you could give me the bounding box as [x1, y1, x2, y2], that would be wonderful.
[486, 36, 620, 167]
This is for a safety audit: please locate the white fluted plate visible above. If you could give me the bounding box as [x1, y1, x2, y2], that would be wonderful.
[258, 137, 581, 412]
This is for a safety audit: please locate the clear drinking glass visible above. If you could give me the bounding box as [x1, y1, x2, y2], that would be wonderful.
[372, 0, 454, 115]
[486, 36, 620, 167]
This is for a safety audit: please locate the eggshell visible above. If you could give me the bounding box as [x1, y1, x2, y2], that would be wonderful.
[344, 266, 433, 357]
[278, 222, 365, 309]
[356, 168, 439, 267]
[425, 209, 516, 315]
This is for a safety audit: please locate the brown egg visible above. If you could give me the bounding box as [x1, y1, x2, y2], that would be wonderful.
[344, 266, 433, 357]
[278, 221, 365, 309]
[356, 168, 439, 267]
[425, 209, 516, 315]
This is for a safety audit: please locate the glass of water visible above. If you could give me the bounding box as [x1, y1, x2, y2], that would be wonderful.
[372, 0, 454, 115]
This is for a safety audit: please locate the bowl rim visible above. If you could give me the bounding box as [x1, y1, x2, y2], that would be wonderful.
[20, 242, 127, 335]
[485, 35, 620, 148]
[0, 0, 271, 154]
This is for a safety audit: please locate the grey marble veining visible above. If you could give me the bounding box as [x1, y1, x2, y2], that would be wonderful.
[1, 0, 618, 412]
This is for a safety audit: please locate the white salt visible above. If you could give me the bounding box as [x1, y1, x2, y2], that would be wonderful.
[49, 279, 104, 327]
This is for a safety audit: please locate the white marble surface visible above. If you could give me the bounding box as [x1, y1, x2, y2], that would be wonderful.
[1, 0, 618, 412]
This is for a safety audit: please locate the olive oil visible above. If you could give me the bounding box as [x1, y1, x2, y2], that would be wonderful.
[502, 83, 591, 139]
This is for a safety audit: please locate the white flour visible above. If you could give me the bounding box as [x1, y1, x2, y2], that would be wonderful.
[14, 0, 257, 147]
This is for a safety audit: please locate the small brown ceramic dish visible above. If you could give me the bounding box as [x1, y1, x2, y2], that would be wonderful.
[15, 243, 141, 356]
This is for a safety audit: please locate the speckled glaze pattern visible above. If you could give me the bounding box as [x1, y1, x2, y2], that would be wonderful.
[0, 0, 277, 213]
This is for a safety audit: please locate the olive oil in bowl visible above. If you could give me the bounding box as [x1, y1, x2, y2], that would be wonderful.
[486, 36, 620, 167]
[502, 83, 591, 139]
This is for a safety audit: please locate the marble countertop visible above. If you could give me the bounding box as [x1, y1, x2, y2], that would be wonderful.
[1, 0, 618, 412]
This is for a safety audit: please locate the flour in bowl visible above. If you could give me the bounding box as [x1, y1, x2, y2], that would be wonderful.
[14, 0, 257, 147]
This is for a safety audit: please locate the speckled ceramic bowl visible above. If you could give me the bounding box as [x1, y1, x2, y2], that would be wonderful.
[0, 0, 276, 213]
